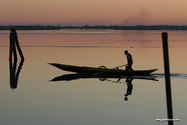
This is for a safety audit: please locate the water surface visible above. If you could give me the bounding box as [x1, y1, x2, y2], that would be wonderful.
[0, 30, 186, 125]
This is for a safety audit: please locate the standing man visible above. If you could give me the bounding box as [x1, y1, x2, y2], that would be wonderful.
[124, 50, 133, 71]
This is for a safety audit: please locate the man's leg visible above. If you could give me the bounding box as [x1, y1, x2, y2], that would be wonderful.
[129, 64, 134, 71]
[125, 66, 129, 71]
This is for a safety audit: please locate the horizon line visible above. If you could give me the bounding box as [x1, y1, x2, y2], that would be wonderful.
[1, 24, 187, 26]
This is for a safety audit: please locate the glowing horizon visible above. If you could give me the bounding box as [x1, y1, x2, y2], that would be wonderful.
[1, 0, 187, 26]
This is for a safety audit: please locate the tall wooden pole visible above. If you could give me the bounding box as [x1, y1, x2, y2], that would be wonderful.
[162, 32, 173, 125]
[9, 29, 24, 60]
[14, 35, 24, 60]
[9, 30, 17, 61]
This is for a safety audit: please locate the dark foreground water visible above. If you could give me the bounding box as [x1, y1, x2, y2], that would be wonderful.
[0, 30, 186, 125]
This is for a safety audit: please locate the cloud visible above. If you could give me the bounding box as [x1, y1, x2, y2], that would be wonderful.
[122, 7, 151, 25]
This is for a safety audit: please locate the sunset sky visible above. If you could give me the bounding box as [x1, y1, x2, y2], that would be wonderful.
[1, 0, 187, 26]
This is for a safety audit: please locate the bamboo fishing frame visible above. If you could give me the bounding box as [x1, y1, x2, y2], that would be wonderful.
[9, 29, 24, 89]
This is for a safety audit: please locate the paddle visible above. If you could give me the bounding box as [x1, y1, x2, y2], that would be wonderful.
[115, 64, 127, 69]
[94, 64, 127, 76]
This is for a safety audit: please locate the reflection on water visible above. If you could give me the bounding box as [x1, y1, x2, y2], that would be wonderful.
[9, 59, 24, 89]
[153, 73, 187, 79]
[51, 73, 158, 101]
[50, 73, 158, 82]
[124, 77, 133, 101]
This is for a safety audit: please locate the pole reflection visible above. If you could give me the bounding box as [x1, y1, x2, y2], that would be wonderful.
[9, 59, 24, 89]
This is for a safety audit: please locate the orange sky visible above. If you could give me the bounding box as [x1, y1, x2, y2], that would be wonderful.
[0, 0, 187, 25]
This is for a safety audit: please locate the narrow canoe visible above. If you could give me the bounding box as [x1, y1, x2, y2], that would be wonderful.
[49, 63, 158, 76]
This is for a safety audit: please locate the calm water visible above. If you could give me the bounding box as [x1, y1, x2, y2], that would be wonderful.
[0, 30, 187, 125]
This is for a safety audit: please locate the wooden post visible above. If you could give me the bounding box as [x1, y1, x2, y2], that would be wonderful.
[162, 32, 173, 125]
[9, 29, 24, 60]
[9, 30, 17, 61]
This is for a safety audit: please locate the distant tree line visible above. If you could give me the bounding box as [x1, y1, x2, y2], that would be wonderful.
[62, 25, 187, 30]
[1, 25, 187, 30]
[0, 25, 60, 30]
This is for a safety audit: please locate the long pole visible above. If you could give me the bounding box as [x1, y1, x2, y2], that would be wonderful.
[162, 32, 173, 125]
[9, 29, 24, 60]
[15, 37, 24, 60]
[9, 33, 17, 61]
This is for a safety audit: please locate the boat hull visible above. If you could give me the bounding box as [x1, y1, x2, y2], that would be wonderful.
[49, 63, 158, 76]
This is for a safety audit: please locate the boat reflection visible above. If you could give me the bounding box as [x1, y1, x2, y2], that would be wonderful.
[50, 74, 158, 101]
[9, 59, 24, 89]
[51, 73, 158, 82]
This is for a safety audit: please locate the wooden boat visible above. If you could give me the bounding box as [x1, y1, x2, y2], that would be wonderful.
[49, 63, 158, 76]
